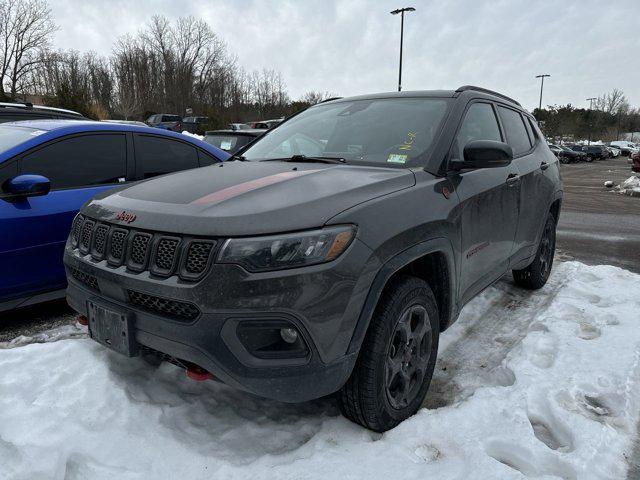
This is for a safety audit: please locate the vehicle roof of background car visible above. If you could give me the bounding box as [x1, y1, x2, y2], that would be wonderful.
[0, 119, 230, 162]
[205, 129, 267, 136]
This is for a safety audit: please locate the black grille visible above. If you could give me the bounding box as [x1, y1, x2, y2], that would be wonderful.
[154, 238, 180, 273]
[71, 217, 216, 281]
[185, 242, 214, 275]
[79, 220, 95, 253]
[129, 233, 151, 267]
[108, 229, 128, 263]
[69, 266, 99, 291]
[71, 215, 84, 246]
[91, 224, 109, 259]
[128, 290, 200, 322]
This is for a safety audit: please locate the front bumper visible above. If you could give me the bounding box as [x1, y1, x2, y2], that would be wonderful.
[64, 234, 377, 403]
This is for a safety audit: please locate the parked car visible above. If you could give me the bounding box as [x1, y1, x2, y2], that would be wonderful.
[559, 145, 586, 163]
[229, 123, 250, 131]
[1, 102, 84, 123]
[605, 145, 620, 157]
[570, 144, 605, 161]
[203, 129, 266, 154]
[632, 150, 640, 172]
[64, 86, 562, 432]
[182, 116, 210, 135]
[610, 141, 639, 157]
[548, 143, 583, 163]
[248, 118, 283, 129]
[0, 120, 229, 312]
[145, 114, 183, 132]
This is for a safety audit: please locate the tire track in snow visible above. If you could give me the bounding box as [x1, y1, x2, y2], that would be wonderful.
[424, 262, 572, 409]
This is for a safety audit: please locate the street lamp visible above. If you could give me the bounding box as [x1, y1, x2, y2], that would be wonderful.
[586, 97, 597, 145]
[391, 7, 415, 92]
[535, 74, 550, 112]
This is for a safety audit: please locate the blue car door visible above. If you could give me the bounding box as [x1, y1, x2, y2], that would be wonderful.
[0, 133, 129, 303]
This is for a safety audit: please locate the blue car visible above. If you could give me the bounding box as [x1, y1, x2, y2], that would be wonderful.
[0, 120, 229, 312]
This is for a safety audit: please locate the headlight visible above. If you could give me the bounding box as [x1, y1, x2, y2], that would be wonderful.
[217, 225, 356, 272]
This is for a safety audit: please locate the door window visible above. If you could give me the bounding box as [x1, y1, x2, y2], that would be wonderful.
[20, 134, 127, 189]
[134, 135, 199, 178]
[454, 102, 502, 160]
[497, 106, 532, 156]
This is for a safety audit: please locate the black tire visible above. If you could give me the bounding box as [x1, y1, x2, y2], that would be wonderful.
[338, 275, 439, 432]
[513, 212, 556, 290]
[559, 155, 570, 164]
[585, 155, 594, 163]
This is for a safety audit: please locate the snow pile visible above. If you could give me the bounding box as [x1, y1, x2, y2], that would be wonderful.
[181, 130, 204, 141]
[1, 261, 640, 479]
[614, 175, 640, 197]
[0, 323, 85, 349]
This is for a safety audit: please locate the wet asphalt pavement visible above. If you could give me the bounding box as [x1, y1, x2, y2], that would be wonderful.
[555, 155, 640, 274]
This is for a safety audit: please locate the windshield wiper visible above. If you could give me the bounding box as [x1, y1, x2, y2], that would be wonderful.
[261, 155, 346, 164]
[228, 154, 246, 161]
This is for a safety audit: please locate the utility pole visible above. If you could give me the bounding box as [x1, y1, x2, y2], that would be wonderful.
[390, 7, 415, 92]
[535, 74, 551, 112]
[586, 97, 596, 145]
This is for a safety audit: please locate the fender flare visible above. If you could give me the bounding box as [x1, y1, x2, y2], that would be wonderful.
[346, 236, 457, 356]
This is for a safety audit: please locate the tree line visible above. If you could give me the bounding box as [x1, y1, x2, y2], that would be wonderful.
[0, 0, 334, 127]
[533, 88, 640, 143]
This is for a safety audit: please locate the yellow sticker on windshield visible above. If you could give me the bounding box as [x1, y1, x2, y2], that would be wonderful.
[387, 154, 408, 164]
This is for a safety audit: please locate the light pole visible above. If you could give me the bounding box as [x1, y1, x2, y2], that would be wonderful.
[535, 74, 550, 112]
[586, 97, 596, 145]
[391, 7, 415, 92]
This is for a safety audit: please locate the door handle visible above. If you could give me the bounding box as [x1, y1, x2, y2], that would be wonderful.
[540, 161, 549, 171]
[506, 173, 520, 186]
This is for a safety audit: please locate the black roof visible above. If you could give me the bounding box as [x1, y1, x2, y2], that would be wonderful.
[320, 85, 522, 109]
[0, 102, 83, 117]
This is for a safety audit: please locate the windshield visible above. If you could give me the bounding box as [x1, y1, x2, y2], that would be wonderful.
[0, 125, 42, 154]
[242, 98, 451, 167]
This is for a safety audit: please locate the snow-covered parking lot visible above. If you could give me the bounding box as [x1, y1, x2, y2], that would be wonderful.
[1, 261, 640, 480]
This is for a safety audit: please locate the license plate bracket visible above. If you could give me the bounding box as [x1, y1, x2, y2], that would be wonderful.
[88, 300, 138, 357]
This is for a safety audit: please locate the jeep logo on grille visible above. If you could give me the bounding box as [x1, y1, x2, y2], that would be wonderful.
[116, 211, 137, 224]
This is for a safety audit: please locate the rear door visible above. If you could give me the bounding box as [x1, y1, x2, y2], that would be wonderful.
[451, 101, 520, 304]
[499, 108, 557, 265]
[133, 134, 200, 179]
[0, 133, 129, 300]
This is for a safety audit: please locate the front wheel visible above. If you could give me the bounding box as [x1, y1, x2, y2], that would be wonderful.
[513, 212, 556, 290]
[338, 276, 439, 432]
[559, 156, 570, 164]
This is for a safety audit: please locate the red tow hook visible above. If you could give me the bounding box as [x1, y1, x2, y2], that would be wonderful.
[186, 365, 213, 382]
[77, 314, 89, 326]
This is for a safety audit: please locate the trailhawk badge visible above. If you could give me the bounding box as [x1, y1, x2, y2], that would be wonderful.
[115, 211, 137, 224]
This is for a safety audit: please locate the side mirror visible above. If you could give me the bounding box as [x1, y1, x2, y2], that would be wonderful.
[453, 140, 513, 170]
[2, 174, 51, 199]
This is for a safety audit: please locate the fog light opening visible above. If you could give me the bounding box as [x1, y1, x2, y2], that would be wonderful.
[77, 314, 89, 326]
[280, 327, 298, 344]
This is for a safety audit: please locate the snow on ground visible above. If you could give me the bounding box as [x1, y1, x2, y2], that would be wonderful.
[614, 175, 640, 197]
[1, 261, 640, 480]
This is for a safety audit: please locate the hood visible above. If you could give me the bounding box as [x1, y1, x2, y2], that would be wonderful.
[84, 161, 415, 236]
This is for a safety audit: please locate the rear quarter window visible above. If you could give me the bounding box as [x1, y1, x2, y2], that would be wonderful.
[497, 106, 532, 156]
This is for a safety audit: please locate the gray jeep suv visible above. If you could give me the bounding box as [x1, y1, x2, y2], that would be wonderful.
[64, 86, 562, 431]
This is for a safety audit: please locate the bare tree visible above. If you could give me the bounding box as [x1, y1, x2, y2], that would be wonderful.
[300, 91, 337, 105]
[594, 88, 628, 114]
[0, 0, 57, 98]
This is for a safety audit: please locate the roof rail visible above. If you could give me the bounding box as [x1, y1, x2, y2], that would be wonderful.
[0, 101, 82, 116]
[455, 85, 521, 106]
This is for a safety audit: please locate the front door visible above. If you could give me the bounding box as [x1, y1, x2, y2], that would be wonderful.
[450, 102, 520, 304]
[0, 133, 128, 302]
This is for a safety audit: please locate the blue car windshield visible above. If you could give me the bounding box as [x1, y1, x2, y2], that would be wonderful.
[0, 125, 42, 154]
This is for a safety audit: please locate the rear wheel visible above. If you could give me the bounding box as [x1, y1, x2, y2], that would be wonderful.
[338, 276, 439, 432]
[559, 155, 570, 164]
[513, 212, 556, 290]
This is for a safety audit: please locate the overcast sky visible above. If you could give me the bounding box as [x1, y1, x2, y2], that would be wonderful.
[50, 0, 640, 111]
